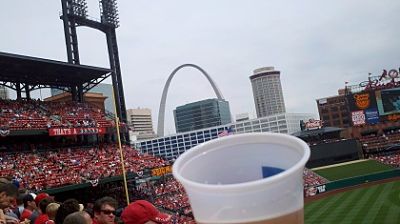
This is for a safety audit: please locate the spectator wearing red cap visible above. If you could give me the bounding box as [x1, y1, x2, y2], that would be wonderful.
[30, 193, 52, 224]
[93, 197, 117, 224]
[35, 197, 55, 224]
[35, 193, 51, 206]
[121, 200, 171, 224]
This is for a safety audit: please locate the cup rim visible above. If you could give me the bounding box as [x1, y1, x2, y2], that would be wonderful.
[172, 132, 310, 191]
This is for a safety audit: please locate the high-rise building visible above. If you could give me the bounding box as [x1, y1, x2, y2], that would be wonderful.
[127, 108, 156, 140]
[0, 86, 8, 99]
[250, 67, 286, 117]
[174, 98, 232, 133]
[51, 83, 114, 113]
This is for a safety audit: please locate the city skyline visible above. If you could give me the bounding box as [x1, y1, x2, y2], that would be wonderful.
[1, 0, 399, 135]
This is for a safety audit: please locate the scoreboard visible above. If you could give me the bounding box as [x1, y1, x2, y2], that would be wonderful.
[347, 87, 400, 126]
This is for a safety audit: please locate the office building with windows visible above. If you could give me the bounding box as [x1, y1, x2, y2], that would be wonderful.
[127, 108, 156, 140]
[135, 112, 316, 160]
[317, 89, 351, 128]
[250, 67, 286, 117]
[174, 98, 232, 133]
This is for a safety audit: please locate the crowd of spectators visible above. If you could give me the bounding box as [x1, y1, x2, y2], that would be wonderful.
[133, 177, 195, 223]
[0, 139, 331, 221]
[360, 129, 400, 155]
[0, 144, 169, 192]
[303, 168, 328, 189]
[370, 151, 400, 168]
[0, 99, 48, 130]
[0, 98, 352, 222]
[0, 99, 113, 130]
[45, 101, 112, 128]
[153, 177, 191, 214]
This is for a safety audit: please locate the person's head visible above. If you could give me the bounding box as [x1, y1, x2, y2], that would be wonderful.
[16, 192, 27, 207]
[0, 182, 18, 209]
[93, 197, 118, 224]
[22, 193, 36, 210]
[46, 202, 61, 220]
[39, 197, 55, 214]
[81, 211, 93, 224]
[121, 200, 171, 224]
[63, 211, 92, 224]
[35, 192, 52, 206]
[55, 198, 81, 224]
[83, 207, 94, 219]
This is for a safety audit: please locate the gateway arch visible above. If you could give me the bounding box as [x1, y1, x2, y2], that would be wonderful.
[157, 64, 224, 137]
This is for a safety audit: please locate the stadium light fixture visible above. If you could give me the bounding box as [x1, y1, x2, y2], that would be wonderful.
[100, 0, 119, 28]
[69, 0, 88, 18]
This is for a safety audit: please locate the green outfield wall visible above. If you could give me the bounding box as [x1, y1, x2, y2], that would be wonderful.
[305, 169, 400, 197]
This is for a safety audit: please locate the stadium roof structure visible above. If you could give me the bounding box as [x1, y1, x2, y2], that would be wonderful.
[0, 51, 111, 92]
[292, 126, 343, 138]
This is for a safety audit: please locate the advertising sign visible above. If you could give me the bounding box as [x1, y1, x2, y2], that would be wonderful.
[386, 114, 400, 121]
[305, 184, 327, 197]
[351, 110, 366, 126]
[151, 166, 172, 177]
[354, 93, 371, 109]
[348, 91, 377, 111]
[359, 68, 400, 90]
[304, 119, 323, 130]
[347, 91, 379, 126]
[364, 108, 379, 124]
[49, 127, 106, 136]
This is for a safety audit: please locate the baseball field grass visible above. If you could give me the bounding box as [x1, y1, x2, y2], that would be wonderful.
[304, 180, 400, 223]
[313, 160, 394, 181]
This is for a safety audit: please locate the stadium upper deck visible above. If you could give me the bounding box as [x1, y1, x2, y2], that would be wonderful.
[0, 51, 111, 93]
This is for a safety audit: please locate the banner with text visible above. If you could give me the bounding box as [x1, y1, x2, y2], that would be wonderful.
[347, 90, 380, 126]
[151, 166, 172, 177]
[49, 127, 106, 136]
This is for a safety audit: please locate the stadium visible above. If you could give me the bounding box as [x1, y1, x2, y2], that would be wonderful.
[0, 1, 399, 224]
[299, 71, 400, 223]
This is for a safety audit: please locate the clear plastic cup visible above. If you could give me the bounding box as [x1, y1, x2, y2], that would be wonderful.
[172, 133, 310, 224]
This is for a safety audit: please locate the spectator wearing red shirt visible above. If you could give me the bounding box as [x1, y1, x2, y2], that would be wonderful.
[20, 194, 36, 222]
[35, 197, 54, 224]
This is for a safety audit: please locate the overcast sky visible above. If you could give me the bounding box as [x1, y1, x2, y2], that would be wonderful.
[1, 0, 399, 135]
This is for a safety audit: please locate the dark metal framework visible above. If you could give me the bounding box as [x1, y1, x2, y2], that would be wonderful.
[60, 0, 127, 124]
[0, 51, 111, 99]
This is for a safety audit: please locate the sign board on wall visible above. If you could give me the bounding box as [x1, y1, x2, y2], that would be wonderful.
[49, 127, 106, 136]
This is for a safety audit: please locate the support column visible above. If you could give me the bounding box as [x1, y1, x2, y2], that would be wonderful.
[77, 85, 83, 102]
[71, 86, 77, 101]
[25, 85, 30, 100]
[16, 83, 21, 100]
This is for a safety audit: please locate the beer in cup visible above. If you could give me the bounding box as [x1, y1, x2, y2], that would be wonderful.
[172, 133, 310, 224]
